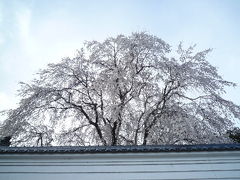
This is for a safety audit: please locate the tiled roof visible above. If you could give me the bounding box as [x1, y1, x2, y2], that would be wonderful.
[0, 144, 240, 154]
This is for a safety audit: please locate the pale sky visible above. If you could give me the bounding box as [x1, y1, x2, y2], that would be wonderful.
[0, 0, 240, 113]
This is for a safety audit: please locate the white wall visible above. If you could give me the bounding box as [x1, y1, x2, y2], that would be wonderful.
[0, 151, 240, 180]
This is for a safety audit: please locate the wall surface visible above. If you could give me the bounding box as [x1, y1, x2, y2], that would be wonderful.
[0, 151, 240, 180]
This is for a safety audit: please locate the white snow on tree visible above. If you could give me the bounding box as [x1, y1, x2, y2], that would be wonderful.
[0, 32, 239, 146]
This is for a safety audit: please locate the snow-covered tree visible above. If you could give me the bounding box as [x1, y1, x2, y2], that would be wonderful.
[1, 32, 239, 146]
[227, 127, 240, 143]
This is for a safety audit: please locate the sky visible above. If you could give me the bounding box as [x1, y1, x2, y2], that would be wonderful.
[0, 0, 240, 114]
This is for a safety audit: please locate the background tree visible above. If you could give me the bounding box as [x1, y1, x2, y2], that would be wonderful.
[227, 127, 240, 143]
[0, 136, 11, 146]
[0, 32, 239, 146]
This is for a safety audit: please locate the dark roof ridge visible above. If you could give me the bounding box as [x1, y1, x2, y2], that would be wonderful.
[0, 143, 240, 154]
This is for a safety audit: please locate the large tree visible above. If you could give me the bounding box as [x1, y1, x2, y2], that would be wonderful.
[1, 32, 239, 146]
[227, 127, 240, 143]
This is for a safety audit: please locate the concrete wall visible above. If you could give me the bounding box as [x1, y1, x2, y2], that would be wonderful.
[0, 151, 240, 180]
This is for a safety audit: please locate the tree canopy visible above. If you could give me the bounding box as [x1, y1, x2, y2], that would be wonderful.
[1, 32, 239, 146]
[227, 127, 240, 143]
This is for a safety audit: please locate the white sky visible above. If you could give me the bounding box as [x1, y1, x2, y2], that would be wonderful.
[0, 0, 240, 114]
